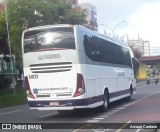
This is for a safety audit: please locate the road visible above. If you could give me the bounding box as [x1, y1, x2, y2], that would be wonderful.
[0, 81, 160, 132]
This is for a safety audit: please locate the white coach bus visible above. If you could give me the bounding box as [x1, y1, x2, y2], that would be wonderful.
[22, 24, 139, 112]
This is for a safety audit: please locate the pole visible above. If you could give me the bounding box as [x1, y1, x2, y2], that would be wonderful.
[4, 0, 15, 94]
[100, 21, 125, 38]
[113, 21, 125, 38]
[100, 24, 114, 37]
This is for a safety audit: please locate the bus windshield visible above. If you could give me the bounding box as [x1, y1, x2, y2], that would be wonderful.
[24, 27, 75, 53]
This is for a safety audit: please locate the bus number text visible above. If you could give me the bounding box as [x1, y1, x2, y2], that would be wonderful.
[29, 75, 38, 79]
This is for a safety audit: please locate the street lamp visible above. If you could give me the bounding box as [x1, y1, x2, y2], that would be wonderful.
[100, 20, 125, 37]
[100, 24, 114, 37]
[113, 21, 125, 37]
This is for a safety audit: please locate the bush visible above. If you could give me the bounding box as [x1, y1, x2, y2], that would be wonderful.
[0, 74, 12, 89]
[0, 94, 27, 107]
[0, 88, 27, 107]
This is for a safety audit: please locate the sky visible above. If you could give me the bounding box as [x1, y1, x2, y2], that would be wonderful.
[78, 0, 160, 48]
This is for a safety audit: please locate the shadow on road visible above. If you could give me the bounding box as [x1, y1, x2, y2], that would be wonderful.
[37, 97, 136, 122]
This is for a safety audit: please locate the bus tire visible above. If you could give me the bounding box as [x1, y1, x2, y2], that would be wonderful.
[125, 87, 132, 101]
[100, 90, 109, 112]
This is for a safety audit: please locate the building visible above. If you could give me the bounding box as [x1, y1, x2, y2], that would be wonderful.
[78, 3, 97, 31]
[143, 41, 150, 56]
[127, 37, 150, 57]
[128, 38, 144, 54]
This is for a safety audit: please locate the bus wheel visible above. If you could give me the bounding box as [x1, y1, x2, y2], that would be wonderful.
[100, 90, 109, 112]
[125, 87, 132, 101]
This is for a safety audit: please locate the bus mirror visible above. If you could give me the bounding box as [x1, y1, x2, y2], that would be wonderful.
[133, 57, 139, 70]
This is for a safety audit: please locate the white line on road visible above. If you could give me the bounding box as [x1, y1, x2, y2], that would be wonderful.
[115, 120, 132, 132]
[94, 118, 104, 120]
[40, 112, 58, 118]
[86, 120, 99, 123]
[116, 107, 125, 110]
[136, 129, 142, 132]
[0, 109, 23, 116]
[72, 124, 92, 132]
[99, 115, 109, 118]
[113, 109, 121, 112]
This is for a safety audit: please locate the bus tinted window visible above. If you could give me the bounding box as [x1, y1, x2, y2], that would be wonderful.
[24, 27, 75, 53]
[83, 34, 132, 67]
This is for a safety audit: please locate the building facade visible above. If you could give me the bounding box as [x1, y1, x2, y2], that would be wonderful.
[78, 3, 97, 31]
[143, 41, 150, 56]
[127, 37, 150, 57]
[128, 38, 144, 53]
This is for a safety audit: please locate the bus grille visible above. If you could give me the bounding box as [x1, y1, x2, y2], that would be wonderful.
[30, 62, 72, 73]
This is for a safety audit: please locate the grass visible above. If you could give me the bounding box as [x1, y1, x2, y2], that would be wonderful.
[0, 87, 27, 108]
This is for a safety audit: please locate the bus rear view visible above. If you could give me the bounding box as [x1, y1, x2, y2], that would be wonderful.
[22, 25, 85, 111]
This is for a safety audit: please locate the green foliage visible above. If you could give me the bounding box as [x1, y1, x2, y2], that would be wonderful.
[0, 86, 25, 95]
[0, 12, 5, 35]
[0, 74, 12, 89]
[0, 88, 27, 107]
[151, 65, 160, 75]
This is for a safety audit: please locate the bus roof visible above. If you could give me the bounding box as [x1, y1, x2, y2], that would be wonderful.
[26, 24, 74, 31]
[24, 24, 129, 47]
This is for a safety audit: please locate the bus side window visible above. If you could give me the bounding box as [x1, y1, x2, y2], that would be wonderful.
[83, 35, 102, 61]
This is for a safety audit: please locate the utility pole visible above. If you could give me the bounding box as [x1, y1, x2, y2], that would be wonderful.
[4, 0, 16, 94]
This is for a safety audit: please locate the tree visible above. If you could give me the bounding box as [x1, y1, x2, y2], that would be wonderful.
[0, 10, 8, 55]
[0, 0, 87, 68]
[129, 45, 142, 61]
[85, 20, 98, 31]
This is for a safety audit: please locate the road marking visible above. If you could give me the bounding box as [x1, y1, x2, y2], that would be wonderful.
[40, 112, 58, 118]
[115, 120, 132, 132]
[116, 107, 125, 110]
[86, 120, 99, 123]
[0, 109, 23, 116]
[99, 115, 109, 118]
[107, 112, 116, 115]
[94, 118, 104, 120]
[112, 109, 121, 113]
[136, 129, 142, 132]
[123, 102, 136, 107]
[72, 124, 92, 132]
[99, 112, 115, 118]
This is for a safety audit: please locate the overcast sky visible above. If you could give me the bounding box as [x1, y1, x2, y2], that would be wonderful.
[78, 0, 160, 48]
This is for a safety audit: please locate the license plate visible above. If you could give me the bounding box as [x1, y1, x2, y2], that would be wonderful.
[50, 102, 59, 106]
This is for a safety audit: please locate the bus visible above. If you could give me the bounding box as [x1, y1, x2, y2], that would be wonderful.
[22, 24, 139, 112]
